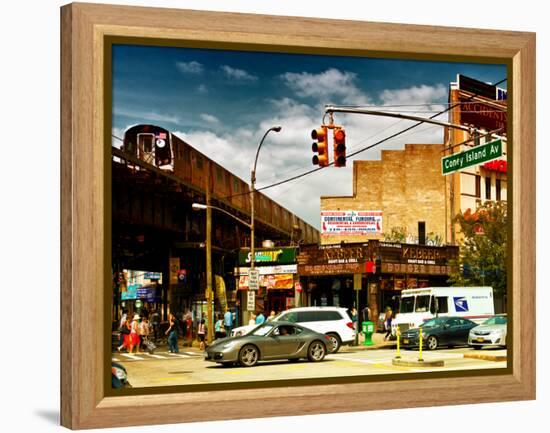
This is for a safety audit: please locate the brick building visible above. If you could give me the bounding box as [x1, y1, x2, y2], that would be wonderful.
[321, 143, 447, 245]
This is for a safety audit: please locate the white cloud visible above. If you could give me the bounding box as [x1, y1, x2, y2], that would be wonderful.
[113, 107, 180, 124]
[281, 68, 370, 105]
[176, 61, 204, 74]
[167, 83, 448, 228]
[380, 84, 447, 106]
[200, 113, 220, 124]
[197, 84, 208, 94]
[221, 65, 258, 81]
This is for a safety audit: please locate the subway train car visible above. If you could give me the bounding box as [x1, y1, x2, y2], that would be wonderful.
[120, 124, 319, 244]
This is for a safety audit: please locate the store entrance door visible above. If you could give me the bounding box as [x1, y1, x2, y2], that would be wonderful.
[266, 291, 287, 315]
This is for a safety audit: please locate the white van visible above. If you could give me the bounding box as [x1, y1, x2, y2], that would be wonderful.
[392, 287, 494, 335]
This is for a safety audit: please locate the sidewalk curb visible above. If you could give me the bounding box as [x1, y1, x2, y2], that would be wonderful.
[340, 343, 397, 351]
[463, 353, 507, 362]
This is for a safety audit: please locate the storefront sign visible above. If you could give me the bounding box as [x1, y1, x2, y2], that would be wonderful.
[442, 139, 503, 175]
[483, 159, 507, 173]
[234, 264, 297, 276]
[381, 262, 452, 275]
[297, 243, 374, 276]
[321, 210, 382, 235]
[459, 99, 507, 131]
[238, 247, 296, 266]
[144, 272, 161, 280]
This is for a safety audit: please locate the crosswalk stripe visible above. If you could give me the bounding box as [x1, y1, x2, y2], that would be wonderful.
[121, 353, 143, 360]
[168, 353, 190, 358]
[112, 357, 120, 362]
[143, 353, 168, 359]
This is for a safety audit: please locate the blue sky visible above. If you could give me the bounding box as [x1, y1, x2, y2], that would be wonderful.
[112, 44, 506, 229]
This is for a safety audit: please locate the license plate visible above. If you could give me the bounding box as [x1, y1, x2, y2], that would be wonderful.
[403, 339, 409, 344]
[476, 337, 485, 342]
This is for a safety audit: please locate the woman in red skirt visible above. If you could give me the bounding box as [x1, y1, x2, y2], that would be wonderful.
[129, 314, 141, 354]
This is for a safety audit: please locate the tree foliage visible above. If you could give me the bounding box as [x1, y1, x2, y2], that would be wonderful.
[448, 201, 507, 297]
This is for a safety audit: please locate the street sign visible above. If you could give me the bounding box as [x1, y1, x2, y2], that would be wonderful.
[353, 273, 362, 291]
[441, 139, 503, 175]
[248, 268, 260, 291]
[246, 291, 255, 311]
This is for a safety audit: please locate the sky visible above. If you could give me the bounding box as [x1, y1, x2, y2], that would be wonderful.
[111, 44, 506, 229]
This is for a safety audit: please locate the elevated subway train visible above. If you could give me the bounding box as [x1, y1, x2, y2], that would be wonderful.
[121, 124, 319, 244]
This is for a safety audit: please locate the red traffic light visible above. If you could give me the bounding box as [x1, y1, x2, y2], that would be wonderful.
[311, 126, 329, 167]
[333, 127, 346, 167]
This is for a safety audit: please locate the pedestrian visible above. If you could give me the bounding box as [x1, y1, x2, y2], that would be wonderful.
[117, 317, 131, 352]
[118, 309, 128, 349]
[215, 314, 226, 340]
[150, 309, 160, 342]
[197, 319, 207, 351]
[384, 307, 393, 341]
[362, 305, 371, 323]
[350, 307, 358, 332]
[248, 313, 256, 326]
[139, 316, 151, 351]
[129, 314, 141, 354]
[224, 309, 233, 336]
[255, 311, 265, 325]
[267, 310, 277, 321]
[166, 313, 179, 353]
[185, 314, 193, 347]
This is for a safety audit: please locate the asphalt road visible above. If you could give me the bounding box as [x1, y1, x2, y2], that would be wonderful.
[113, 346, 507, 388]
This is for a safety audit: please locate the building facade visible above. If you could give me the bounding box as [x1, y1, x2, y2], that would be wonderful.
[321, 143, 447, 245]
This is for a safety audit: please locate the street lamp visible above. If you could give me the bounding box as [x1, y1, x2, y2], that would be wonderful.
[192, 201, 253, 343]
[250, 126, 282, 275]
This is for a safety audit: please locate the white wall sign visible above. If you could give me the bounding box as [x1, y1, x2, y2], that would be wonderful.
[321, 211, 383, 235]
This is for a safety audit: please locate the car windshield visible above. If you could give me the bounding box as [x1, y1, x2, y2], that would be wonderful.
[482, 316, 507, 325]
[400, 297, 415, 313]
[421, 318, 444, 327]
[251, 324, 274, 336]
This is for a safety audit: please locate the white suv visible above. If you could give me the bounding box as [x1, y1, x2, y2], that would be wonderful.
[232, 307, 355, 353]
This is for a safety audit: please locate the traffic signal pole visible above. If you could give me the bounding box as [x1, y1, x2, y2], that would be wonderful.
[323, 106, 483, 135]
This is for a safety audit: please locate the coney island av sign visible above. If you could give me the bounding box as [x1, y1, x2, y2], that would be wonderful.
[321, 210, 383, 235]
[441, 139, 503, 175]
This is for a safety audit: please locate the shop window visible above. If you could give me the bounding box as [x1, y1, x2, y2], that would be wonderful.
[475, 175, 481, 198]
[485, 176, 491, 200]
[496, 179, 502, 201]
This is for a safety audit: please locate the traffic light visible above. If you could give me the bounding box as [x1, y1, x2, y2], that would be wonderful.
[333, 127, 346, 167]
[311, 126, 329, 167]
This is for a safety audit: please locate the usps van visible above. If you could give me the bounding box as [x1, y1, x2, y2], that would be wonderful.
[392, 287, 494, 335]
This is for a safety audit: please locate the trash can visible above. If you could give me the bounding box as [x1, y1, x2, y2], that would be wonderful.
[362, 321, 374, 346]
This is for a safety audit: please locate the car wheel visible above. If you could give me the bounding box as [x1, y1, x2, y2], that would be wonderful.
[308, 340, 326, 362]
[326, 333, 341, 353]
[426, 335, 438, 350]
[238, 345, 259, 367]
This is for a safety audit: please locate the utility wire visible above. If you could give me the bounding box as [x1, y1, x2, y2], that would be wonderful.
[252, 77, 506, 195]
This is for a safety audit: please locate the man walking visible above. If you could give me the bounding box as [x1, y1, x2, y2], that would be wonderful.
[224, 309, 233, 336]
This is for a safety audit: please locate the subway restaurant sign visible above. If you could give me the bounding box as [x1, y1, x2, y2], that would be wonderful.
[441, 139, 503, 175]
[238, 247, 297, 266]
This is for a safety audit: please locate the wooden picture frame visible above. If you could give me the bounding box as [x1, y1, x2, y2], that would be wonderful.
[61, 2, 535, 429]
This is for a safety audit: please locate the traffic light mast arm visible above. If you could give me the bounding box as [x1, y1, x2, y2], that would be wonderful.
[324, 105, 487, 136]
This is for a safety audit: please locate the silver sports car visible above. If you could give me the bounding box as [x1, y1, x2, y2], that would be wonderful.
[205, 321, 330, 367]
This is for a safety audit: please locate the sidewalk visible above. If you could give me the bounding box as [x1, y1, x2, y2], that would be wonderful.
[340, 332, 397, 352]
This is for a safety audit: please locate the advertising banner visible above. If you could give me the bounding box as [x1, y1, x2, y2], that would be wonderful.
[321, 211, 382, 235]
[215, 275, 227, 312]
[238, 274, 294, 290]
